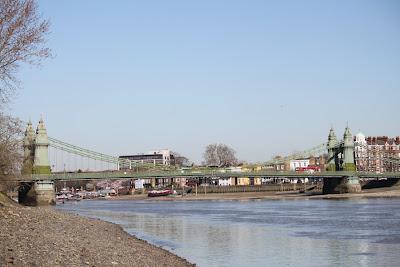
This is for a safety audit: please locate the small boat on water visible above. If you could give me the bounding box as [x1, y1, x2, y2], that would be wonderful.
[67, 194, 82, 201]
[56, 193, 81, 202]
[56, 194, 67, 201]
[148, 189, 173, 197]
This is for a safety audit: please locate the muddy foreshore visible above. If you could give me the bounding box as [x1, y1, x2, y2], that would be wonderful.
[0, 195, 194, 267]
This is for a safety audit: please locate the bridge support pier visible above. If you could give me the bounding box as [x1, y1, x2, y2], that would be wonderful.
[18, 180, 55, 206]
[323, 176, 362, 194]
[18, 182, 35, 205]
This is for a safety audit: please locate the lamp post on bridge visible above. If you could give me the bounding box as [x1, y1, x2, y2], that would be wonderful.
[63, 163, 66, 189]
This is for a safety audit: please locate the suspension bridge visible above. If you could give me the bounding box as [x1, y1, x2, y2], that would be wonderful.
[8, 118, 400, 206]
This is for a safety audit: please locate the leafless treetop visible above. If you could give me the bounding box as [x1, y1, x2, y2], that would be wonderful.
[203, 143, 238, 167]
[0, 0, 51, 103]
[0, 113, 22, 178]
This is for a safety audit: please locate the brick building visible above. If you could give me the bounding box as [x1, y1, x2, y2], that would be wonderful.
[355, 133, 400, 173]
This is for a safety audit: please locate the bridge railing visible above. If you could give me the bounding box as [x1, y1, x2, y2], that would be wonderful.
[5, 170, 400, 182]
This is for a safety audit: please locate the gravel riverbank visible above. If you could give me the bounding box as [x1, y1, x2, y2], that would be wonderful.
[0, 195, 194, 267]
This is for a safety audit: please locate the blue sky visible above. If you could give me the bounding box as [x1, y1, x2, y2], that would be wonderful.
[8, 0, 400, 163]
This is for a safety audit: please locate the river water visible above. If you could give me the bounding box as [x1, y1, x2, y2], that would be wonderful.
[57, 198, 400, 267]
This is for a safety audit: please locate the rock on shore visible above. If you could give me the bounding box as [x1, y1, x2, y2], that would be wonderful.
[0, 195, 194, 267]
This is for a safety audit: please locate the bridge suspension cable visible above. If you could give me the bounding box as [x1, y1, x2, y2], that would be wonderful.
[49, 137, 118, 164]
[265, 143, 327, 165]
[48, 137, 140, 169]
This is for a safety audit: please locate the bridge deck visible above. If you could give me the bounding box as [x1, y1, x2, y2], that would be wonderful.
[5, 171, 400, 182]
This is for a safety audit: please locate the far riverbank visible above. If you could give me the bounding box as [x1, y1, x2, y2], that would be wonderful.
[109, 187, 400, 202]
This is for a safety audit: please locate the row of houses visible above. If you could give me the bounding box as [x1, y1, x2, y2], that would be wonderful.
[355, 133, 400, 173]
[267, 134, 400, 174]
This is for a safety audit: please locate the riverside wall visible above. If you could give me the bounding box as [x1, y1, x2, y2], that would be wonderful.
[194, 183, 322, 194]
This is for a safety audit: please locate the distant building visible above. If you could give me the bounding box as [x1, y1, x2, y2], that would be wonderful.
[289, 159, 310, 171]
[308, 155, 327, 171]
[218, 178, 234, 186]
[119, 149, 174, 169]
[174, 177, 187, 187]
[268, 155, 326, 172]
[275, 163, 287, 171]
[265, 161, 293, 172]
[354, 134, 400, 173]
[354, 132, 368, 172]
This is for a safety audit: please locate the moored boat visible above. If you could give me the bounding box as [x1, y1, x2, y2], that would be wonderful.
[147, 189, 173, 197]
[56, 194, 67, 201]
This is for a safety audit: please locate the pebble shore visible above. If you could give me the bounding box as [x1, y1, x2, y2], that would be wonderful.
[0, 195, 194, 267]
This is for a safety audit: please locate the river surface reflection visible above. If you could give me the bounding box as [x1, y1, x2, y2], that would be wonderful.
[57, 198, 400, 267]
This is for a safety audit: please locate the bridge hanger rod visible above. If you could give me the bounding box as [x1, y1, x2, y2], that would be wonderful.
[49, 137, 147, 167]
[49, 137, 117, 161]
[49, 140, 115, 160]
[265, 143, 327, 165]
[49, 138, 139, 165]
[49, 143, 118, 163]
[49, 143, 168, 170]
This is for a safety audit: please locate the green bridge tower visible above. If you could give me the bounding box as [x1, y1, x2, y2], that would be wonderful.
[22, 120, 35, 174]
[343, 126, 356, 171]
[33, 117, 51, 174]
[323, 126, 361, 194]
[19, 117, 55, 206]
[327, 128, 338, 172]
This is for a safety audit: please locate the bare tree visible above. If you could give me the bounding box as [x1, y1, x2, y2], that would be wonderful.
[171, 151, 190, 167]
[203, 143, 238, 167]
[0, 0, 51, 103]
[0, 113, 23, 183]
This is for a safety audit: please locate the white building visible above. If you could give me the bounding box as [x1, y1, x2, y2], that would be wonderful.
[354, 132, 368, 171]
[119, 149, 173, 169]
[289, 159, 310, 171]
[218, 178, 233, 186]
[147, 149, 172, 165]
